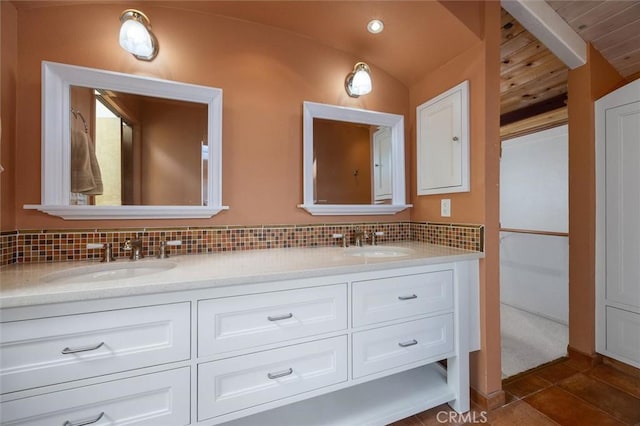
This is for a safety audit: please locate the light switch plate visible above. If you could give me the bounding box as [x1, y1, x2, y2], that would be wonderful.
[441, 199, 451, 217]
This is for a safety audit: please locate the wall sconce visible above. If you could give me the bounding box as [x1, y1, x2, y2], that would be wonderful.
[119, 9, 158, 61]
[345, 62, 372, 98]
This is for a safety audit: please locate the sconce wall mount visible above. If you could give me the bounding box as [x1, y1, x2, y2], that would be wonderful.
[119, 9, 158, 61]
[345, 62, 372, 98]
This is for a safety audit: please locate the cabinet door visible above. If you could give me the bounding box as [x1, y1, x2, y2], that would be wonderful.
[416, 80, 469, 195]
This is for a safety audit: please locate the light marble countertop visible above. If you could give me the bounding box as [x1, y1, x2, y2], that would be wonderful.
[0, 241, 483, 309]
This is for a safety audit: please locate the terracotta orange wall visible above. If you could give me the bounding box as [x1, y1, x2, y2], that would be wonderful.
[410, 1, 502, 397]
[11, 2, 410, 229]
[568, 44, 625, 356]
[1, 0, 18, 231]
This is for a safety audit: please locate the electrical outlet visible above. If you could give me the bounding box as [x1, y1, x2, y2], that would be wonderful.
[441, 199, 451, 217]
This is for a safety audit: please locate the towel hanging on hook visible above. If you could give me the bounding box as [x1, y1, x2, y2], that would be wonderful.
[70, 107, 88, 133]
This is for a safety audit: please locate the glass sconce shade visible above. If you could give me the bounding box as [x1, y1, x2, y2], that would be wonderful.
[345, 62, 372, 97]
[119, 9, 158, 61]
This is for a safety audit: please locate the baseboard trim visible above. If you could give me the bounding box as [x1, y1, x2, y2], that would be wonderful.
[567, 345, 602, 368]
[601, 355, 640, 379]
[470, 387, 506, 411]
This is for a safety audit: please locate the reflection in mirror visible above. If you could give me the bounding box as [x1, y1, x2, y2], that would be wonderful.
[26, 61, 226, 219]
[313, 119, 392, 205]
[300, 101, 411, 216]
[70, 86, 207, 206]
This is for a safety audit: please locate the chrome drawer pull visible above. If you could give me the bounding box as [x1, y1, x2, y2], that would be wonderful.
[63, 411, 104, 426]
[398, 294, 418, 300]
[398, 339, 418, 348]
[268, 313, 293, 321]
[61, 342, 105, 355]
[268, 368, 294, 379]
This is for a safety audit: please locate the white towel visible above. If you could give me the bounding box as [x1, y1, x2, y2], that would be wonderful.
[71, 128, 103, 195]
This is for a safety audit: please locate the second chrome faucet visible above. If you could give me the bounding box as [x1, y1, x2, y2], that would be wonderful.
[122, 239, 144, 260]
[333, 228, 384, 247]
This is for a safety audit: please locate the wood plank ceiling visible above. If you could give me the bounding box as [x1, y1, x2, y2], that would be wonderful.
[548, 0, 640, 80]
[500, 8, 568, 139]
[500, 2, 640, 139]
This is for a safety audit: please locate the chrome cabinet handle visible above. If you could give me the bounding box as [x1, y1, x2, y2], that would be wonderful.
[398, 294, 418, 300]
[268, 313, 293, 321]
[63, 411, 104, 426]
[268, 368, 293, 379]
[61, 342, 105, 354]
[398, 339, 418, 348]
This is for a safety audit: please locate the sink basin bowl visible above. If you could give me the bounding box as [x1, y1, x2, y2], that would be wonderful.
[344, 246, 415, 258]
[42, 260, 177, 284]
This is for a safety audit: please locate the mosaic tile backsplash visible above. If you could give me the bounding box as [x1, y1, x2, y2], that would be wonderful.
[0, 222, 483, 266]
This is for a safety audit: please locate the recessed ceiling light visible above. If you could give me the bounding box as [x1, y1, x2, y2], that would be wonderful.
[367, 19, 384, 34]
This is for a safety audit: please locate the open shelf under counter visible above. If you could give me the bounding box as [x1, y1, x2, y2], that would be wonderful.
[222, 364, 454, 426]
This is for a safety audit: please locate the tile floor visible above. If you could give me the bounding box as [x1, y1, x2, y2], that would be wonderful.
[390, 358, 640, 425]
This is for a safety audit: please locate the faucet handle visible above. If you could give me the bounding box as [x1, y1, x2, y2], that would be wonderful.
[332, 233, 348, 248]
[372, 231, 384, 246]
[157, 240, 181, 258]
[86, 243, 115, 262]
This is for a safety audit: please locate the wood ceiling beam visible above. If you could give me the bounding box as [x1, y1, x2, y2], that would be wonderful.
[501, 0, 587, 69]
[500, 93, 568, 126]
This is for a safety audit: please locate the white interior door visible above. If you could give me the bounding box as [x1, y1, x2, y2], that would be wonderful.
[596, 79, 640, 368]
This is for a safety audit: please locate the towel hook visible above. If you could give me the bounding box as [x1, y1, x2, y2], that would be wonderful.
[70, 107, 88, 133]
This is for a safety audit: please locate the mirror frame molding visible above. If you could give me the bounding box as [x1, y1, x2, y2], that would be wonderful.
[299, 101, 411, 215]
[24, 61, 228, 219]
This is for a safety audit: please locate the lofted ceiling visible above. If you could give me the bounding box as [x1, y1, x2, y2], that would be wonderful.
[12, 0, 640, 139]
[11, 0, 481, 88]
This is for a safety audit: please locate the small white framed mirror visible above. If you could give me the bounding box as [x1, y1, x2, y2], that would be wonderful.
[25, 61, 228, 219]
[299, 101, 411, 215]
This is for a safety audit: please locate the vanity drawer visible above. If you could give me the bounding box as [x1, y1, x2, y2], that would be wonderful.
[0, 367, 190, 425]
[198, 284, 347, 356]
[0, 302, 190, 394]
[352, 270, 453, 327]
[352, 314, 454, 379]
[198, 335, 347, 421]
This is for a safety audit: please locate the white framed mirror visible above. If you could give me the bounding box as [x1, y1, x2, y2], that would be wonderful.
[299, 101, 411, 215]
[24, 61, 228, 219]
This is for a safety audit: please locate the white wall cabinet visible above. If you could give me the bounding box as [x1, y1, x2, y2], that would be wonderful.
[416, 81, 470, 196]
[0, 261, 479, 425]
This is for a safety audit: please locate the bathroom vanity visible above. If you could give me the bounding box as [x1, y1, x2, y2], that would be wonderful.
[0, 242, 481, 425]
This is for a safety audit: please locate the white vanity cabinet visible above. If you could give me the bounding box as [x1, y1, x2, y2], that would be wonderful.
[0, 257, 479, 426]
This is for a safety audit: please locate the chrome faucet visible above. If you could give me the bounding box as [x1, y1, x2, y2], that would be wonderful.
[122, 239, 144, 260]
[353, 227, 368, 247]
[86, 242, 115, 262]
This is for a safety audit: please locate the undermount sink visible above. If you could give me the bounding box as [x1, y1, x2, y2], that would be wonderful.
[42, 260, 177, 284]
[344, 246, 415, 258]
